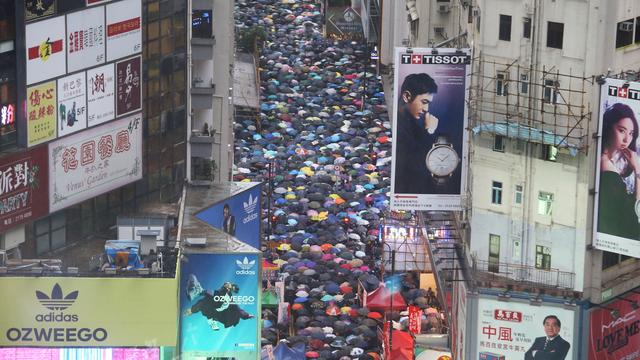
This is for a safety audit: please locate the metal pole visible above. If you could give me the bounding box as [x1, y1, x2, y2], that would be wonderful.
[389, 249, 396, 354]
[266, 161, 274, 242]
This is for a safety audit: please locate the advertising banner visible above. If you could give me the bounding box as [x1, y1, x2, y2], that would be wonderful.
[27, 81, 57, 147]
[325, 6, 363, 40]
[87, 0, 114, 7]
[87, 63, 116, 127]
[390, 48, 470, 211]
[25, 16, 66, 85]
[588, 292, 640, 360]
[1, 103, 15, 127]
[48, 113, 143, 212]
[25, 0, 56, 22]
[195, 183, 262, 249]
[0, 146, 48, 232]
[476, 298, 575, 359]
[595, 78, 640, 258]
[115, 56, 142, 117]
[106, 0, 142, 61]
[408, 305, 422, 333]
[66, 6, 106, 73]
[180, 253, 260, 360]
[57, 72, 87, 137]
[0, 347, 159, 360]
[0, 277, 177, 347]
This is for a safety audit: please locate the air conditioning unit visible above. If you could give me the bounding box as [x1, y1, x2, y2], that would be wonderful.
[619, 21, 634, 32]
[438, 4, 451, 13]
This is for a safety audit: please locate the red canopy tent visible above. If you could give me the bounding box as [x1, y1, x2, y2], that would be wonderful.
[363, 285, 407, 311]
[380, 323, 415, 360]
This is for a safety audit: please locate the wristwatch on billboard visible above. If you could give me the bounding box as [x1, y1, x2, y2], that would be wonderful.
[425, 135, 460, 186]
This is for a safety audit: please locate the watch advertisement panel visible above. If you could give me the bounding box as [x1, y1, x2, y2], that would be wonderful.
[0, 146, 49, 233]
[180, 253, 260, 360]
[66, 6, 106, 73]
[115, 56, 142, 117]
[475, 297, 576, 360]
[27, 81, 57, 147]
[390, 47, 471, 211]
[87, 63, 116, 127]
[106, 0, 142, 62]
[57, 72, 88, 137]
[48, 113, 143, 212]
[594, 78, 640, 258]
[25, 16, 66, 85]
[588, 292, 640, 360]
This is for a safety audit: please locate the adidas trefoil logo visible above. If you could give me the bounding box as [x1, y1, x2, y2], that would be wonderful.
[235, 257, 256, 275]
[243, 194, 258, 214]
[36, 283, 78, 311]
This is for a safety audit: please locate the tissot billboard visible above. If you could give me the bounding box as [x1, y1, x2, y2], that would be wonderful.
[180, 253, 260, 360]
[390, 48, 470, 211]
[594, 78, 640, 258]
[588, 292, 640, 360]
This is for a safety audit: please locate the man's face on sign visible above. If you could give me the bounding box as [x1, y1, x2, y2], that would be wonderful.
[403, 91, 434, 120]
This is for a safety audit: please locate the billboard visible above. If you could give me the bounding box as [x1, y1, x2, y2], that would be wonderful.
[0, 146, 49, 232]
[588, 292, 640, 360]
[25, 0, 56, 22]
[27, 81, 57, 147]
[25, 16, 66, 85]
[476, 298, 575, 359]
[0, 347, 159, 359]
[87, 63, 116, 127]
[325, 6, 363, 40]
[390, 48, 470, 211]
[106, 0, 142, 61]
[49, 113, 143, 212]
[180, 253, 260, 360]
[0, 277, 177, 347]
[66, 5, 106, 73]
[116, 56, 142, 117]
[594, 78, 640, 258]
[57, 72, 87, 137]
[195, 183, 262, 249]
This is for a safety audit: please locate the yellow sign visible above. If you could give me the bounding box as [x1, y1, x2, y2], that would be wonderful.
[0, 277, 178, 347]
[27, 81, 57, 146]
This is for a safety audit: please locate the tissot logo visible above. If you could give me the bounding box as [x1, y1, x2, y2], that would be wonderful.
[235, 257, 256, 275]
[243, 194, 258, 214]
[36, 283, 78, 311]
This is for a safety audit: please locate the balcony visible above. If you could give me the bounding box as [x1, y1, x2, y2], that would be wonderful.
[472, 258, 575, 292]
[191, 78, 215, 109]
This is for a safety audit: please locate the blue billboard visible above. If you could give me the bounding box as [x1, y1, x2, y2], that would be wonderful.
[180, 253, 260, 360]
[195, 183, 262, 249]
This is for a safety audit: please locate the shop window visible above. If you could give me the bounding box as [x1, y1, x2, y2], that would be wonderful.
[546, 21, 564, 49]
[492, 181, 503, 205]
[535, 245, 551, 270]
[192, 10, 212, 38]
[499, 14, 512, 41]
[538, 192, 553, 216]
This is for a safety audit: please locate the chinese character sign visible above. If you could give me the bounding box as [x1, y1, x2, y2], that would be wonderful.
[48, 113, 143, 212]
[57, 72, 88, 137]
[106, 0, 142, 61]
[66, 6, 106, 72]
[476, 298, 575, 359]
[408, 306, 422, 334]
[87, 63, 115, 127]
[27, 82, 57, 147]
[116, 56, 141, 117]
[0, 146, 48, 233]
[25, 16, 66, 85]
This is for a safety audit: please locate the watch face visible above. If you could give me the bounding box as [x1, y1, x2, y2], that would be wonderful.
[426, 146, 459, 176]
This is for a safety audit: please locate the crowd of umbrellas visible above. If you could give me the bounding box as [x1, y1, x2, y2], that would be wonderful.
[233, 1, 445, 359]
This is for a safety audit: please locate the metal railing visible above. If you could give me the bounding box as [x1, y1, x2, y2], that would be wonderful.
[472, 258, 575, 289]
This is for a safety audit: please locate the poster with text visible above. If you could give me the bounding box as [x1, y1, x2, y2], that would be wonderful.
[87, 63, 116, 127]
[25, 0, 55, 22]
[476, 298, 575, 359]
[116, 56, 141, 117]
[106, 0, 142, 61]
[390, 48, 470, 211]
[66, 6, 106, 73]
[57, 72, 87, 137]
[48, 113, 143, 212]
[588, 292, 640, 360]
[594, 78, 640, 258]
[27, 81, 57, 147]
[26, 16, 66, 85]
[0, 146, 49, 233]
[180, 253, 259, 360]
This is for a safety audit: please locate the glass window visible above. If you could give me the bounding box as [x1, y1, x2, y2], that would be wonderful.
[538, 192, 553, 215]
[523, 17, 531, 39]
[496, 72, 508, 96]
[489, 234, 500, 273]
[616, 18, 635, 48]
[543, 79, 559, 104]
[192, 10, 212, 38]
[493, 135, 505, 152]
[535, 245, 551, 270]
[520, 73, 529, 94]
[547, 21, 564, 49]
[499, 14, 512, 41]
[492, 181, 503, 205]
[515, 185, 523, 205]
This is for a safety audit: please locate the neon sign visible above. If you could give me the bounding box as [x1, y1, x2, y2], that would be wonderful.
[0, 104, 14, 126]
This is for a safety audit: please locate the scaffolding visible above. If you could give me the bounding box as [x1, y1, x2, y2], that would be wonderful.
[468, 56, 594, 153]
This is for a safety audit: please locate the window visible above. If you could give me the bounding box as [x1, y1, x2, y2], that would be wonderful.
[538, 192, 553, 215]
[523, 17, 531, 39]
[542, 145, 558, 161]
[603, 251, 634, 270]
[636, 17, 640, 43]
[492, 181, 503, 204]
[520, 73, 529, 94]
[499, 15, 512, 41]
[192, 10, 212, 38]
[616, 18, 634, 48]
[496, 72, 508, 96]
[546, 21, 564, 49]
[535, 245, 551, 270]
[515, 185, 523, 205]
[493, 135, 505, 152]
[489, 234, 500, 273]
[543, 79, 559, 104]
